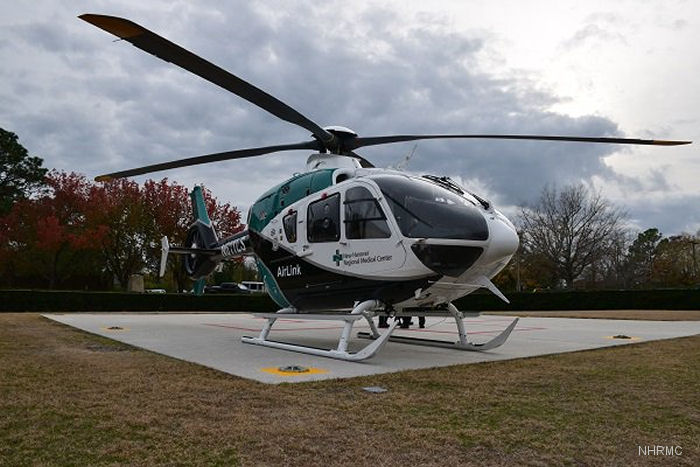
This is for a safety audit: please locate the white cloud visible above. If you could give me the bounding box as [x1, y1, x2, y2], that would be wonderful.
[0, 0, 696, 235]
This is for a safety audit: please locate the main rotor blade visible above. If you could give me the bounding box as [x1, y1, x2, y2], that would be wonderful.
[79, 14, 334, 145]
[349, 134, 692, 150]
[347, 151, 375, 168]
[94, 140, 321, 181]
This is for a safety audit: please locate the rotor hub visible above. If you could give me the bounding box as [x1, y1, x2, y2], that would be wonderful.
[323, 125, 358, 138]
[317, 126, 359, 154]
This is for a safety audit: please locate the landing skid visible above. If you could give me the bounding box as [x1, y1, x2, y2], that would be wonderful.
[358, 303, 518, 351]
[241, 300, 397, 361]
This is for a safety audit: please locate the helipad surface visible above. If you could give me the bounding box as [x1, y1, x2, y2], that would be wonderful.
[44, 313, 700, 384]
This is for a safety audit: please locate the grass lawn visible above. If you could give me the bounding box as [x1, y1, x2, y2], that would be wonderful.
[1, 313, 697, 466]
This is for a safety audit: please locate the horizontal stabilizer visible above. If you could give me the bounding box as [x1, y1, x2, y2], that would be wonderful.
[159, 235, 221, 278]
[167, 246, 222, 256]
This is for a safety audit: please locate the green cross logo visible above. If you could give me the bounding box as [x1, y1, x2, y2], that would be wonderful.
[332, 249, 343, 266]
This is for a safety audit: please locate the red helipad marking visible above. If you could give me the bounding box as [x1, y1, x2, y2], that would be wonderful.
[463, 318, 518, 323]
[203, 323, 353, 332]
[251, 317, 310, 323]
[398, 325, 546, 336]
[204, 321, 546, 335]
[203, 323, 260, 332]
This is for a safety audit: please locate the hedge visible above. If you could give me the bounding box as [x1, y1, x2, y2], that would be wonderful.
[453, 288, 700, 311]
[1, 288, 698, 312]
[0, 290, 278, 313]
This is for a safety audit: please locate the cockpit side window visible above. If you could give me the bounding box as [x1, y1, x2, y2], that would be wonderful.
[283, 210, 297, 243]
[307, 193, 340, 242]
[344, 186, 391, 239]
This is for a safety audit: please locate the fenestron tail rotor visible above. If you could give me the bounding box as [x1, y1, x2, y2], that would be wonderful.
[83, 14, 691, 182]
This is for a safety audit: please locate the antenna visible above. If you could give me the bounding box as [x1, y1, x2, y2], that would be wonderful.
[393, 144, 418, 171]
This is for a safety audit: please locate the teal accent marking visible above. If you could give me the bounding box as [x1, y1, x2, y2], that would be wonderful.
[193, 278, 206, 296]
[256, 258, 290, 308]
[333, 249, 343, 266]
[190, 186, 211, 225]
[249, 169, 334, 232]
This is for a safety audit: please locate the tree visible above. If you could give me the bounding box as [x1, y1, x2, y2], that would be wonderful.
[519, 184, 627, 289]
[90, 179, 243, 291]
[0, 128, 47, 215]
[591, 228, 630, 288]
[652, 234, 697, 287]
[1, 170, 244, 291]
[87, 178, 152, 289]
[142, 178, 192, 290]
[0, 172, 107, 289]
[625, 228, 663, 288]
[141, 180, 243, 292]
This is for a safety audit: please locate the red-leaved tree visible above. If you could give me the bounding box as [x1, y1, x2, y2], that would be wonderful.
[142, 180, 243, 291]
[87, 178, 151, 289]
[0, 171, 243, 291]
[0, 172, 107, 288]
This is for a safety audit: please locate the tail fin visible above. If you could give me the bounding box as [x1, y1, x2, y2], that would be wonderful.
[188, 185, 219, 248]
[158, 185, 252, 285]
[182, 186, 220, 278]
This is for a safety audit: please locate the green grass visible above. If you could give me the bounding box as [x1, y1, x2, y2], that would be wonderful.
[1, 313, 697, 466]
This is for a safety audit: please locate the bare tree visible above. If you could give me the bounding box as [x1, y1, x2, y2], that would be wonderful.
[519, 184, 627, 289]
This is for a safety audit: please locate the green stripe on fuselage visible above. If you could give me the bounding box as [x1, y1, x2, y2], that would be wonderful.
[247, 169, 334, 232]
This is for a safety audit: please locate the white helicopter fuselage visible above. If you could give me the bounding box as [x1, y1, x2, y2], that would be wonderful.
[245, 154, 519, 311]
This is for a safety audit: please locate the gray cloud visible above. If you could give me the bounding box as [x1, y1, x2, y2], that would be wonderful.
[627, 194, 700, 235]
[0, 0, 692, 235]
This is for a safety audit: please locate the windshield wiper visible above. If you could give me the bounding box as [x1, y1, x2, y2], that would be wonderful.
[423, 175, 490, 210]
[422, 175, 464, 195]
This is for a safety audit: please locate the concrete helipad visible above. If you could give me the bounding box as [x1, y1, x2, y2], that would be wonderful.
[44, 312, 700, 384]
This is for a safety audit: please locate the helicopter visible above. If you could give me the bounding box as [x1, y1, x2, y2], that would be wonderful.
[81, 14, 690, 361]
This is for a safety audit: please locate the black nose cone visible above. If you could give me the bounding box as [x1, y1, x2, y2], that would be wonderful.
[411, 244, 483, 277]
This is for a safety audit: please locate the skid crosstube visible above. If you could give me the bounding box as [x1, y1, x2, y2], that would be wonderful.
[241, 301, 518, 360]
[241, 300, 397, 361]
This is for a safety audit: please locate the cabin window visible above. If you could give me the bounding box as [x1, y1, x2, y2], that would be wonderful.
[307, 193, 340, 242]
[344, 186, 391, 239]
[283, 210, 297, 243]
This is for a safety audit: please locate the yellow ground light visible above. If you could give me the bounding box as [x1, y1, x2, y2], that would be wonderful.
[261, 367, 329, 376]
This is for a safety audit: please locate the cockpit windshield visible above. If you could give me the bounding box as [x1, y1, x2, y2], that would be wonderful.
[373, 175, 488, 240]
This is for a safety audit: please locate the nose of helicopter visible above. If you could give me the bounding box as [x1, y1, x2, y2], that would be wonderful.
[482, 215, 519, 264]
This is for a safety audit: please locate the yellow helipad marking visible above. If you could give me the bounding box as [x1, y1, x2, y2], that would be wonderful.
[261, 367, 329, 376]
[101, 326, 130, 332]
[604, 335, 640, 341]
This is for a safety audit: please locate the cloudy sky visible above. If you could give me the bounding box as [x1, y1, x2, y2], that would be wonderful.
[1, 0, 698, 235]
